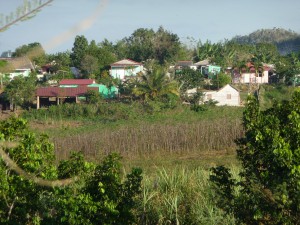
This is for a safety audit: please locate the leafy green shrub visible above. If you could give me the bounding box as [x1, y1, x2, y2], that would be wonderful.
[0, 117, 143, 224]
[210, 91, 300, 224]
[190, 104, 207, 112]
[56, 153, 143, 225]
[85, 90, 103, 104]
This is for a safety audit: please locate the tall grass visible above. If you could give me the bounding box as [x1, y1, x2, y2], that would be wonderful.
[51, 118, 243, 161]
[259, 84, 296, 109]
[135, 165, 239, 224]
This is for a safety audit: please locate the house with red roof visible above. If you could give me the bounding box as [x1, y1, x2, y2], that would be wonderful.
[58, 79, 118, 99]
[36, 86, 98, 109]
[59, 79, 96, 87]
[109, 59, 143, 80]
[232, 63, 273, 84]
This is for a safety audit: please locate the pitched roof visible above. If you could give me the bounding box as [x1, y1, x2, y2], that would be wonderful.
[110, 59, 143, 66]
[176, 61, 194, 67]
[59, 79, 95, 85]
[36, 86, 98, 97]
[1, 56, 34, 70]
[194, 59, 210, 66]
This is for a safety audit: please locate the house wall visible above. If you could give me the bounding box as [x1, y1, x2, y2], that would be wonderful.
[59, 85, 78, 88]
[9, 69, 30, 80]
[110, 65, 143, 80]
[204, 85, 240, 106]
[208, 65, 221, 74]
[186, 85, 240, 106]
[238, 71, 269, 84]
[88, 83, 118, 98]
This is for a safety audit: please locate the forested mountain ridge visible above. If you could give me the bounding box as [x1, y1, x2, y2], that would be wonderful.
[231, 28, 300, 55]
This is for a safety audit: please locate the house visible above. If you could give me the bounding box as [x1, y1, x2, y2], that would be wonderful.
[1, 50, 12, 58]
[194, 59, 221, 78]
[2, 57, 35, 80]
[88, 83, 118, 99]
[109, 59, 143, 80]
[232, 63, 272, 84]
[59, 79, 96, 87]
[36, 86, 98, 109]
[59, 79, 118, 98]
[187, 84, 240, 106]
[174, 61, 197, 73]
[9, 69, 31, 80]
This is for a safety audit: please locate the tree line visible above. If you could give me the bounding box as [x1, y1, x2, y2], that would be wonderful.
[1, 26, 300, 111]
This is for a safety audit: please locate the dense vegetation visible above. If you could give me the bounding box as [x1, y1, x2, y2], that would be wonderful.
[1, 23, 300, 224]
[211, 90, 300, 224]
[1, 88, 299, 224]
[0, 117, 143, 224]
[231, 28, 300, 55]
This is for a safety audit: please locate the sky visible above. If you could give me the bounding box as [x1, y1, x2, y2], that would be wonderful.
[1, 0, 300, 54]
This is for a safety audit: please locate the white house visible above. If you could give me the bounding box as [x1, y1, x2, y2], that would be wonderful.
[109, 59, 144, 80]
[235, 71, 269, 84]
[5, 56, 34, 80]
[232, 63, 272, 84]
[174, 61, 197, 71]
[187, 84, 240, 106]
[9, 68, 31, 80]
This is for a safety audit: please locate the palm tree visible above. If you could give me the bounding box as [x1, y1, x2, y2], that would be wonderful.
[132, 68, 179, 101]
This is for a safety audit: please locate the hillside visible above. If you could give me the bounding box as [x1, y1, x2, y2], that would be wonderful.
[231, 28, 300, 55]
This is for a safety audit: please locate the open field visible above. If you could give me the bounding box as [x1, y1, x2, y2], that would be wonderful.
[25, 105, 243, 224]
[25, 104, 244, 170]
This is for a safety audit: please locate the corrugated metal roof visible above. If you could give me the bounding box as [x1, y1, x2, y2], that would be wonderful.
[59, 79, 95, 85]
[36, 87, 98, 97]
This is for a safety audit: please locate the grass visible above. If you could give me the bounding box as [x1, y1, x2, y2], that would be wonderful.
[24, 104, 244, 165]
[22, 101, 244, 224]
[135, 165, 239, 224]
[258, 84, 297, 109]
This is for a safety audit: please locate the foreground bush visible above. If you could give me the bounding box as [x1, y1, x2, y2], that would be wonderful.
[0, 117, 142, 225]
[210, 91, 300, 224]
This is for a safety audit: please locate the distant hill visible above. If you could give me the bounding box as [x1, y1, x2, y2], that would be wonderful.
[231, 28, 300, 55]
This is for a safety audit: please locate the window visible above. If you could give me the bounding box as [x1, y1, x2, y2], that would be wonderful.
[227, 94, 231, 99]
[207, 94, 212, 100]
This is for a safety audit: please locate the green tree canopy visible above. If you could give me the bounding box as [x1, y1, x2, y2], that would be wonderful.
[12, 42, 46, 66]
[81, 55, 99, 78]
[70, 35, 89, 69]
[0, 117, 143, 224]
[132, 67, 179, 101]
[210, 91, 300, 224]
[5, 74, 36, 110]
[174, 67, 204, 93]
[211, 73, 232, 89]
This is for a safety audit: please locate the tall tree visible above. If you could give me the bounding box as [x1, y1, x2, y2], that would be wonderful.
[13, 42, 46, 66]
[153, 26, 182, 65]
[97, 39, 117, 71]
[124, 28, 155, 62]
[81, 55, 99, 78]
[70, 35, 89, 69]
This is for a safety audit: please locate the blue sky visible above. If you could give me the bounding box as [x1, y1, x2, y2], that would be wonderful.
[1, 0, 300, 54]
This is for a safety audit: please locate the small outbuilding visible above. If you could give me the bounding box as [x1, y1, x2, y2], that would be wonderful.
[36, 86, 98, 109]
[187, 84, 241, 106]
